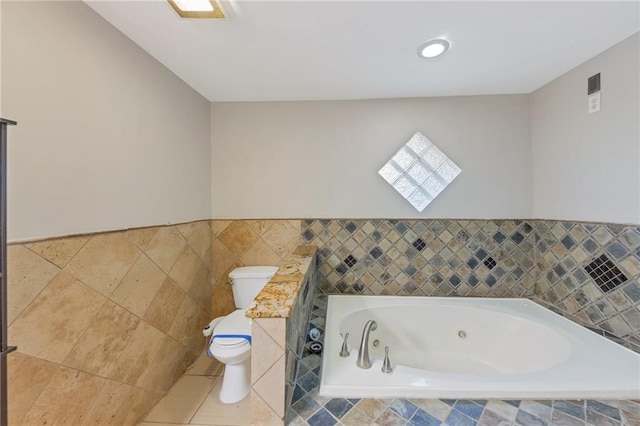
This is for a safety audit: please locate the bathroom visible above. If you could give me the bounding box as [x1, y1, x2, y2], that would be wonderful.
[1, 0, 639, 425]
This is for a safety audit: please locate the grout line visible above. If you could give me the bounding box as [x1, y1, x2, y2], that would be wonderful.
[187, 376, 219, 424]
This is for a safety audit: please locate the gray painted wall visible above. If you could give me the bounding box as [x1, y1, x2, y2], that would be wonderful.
[211, 96, 532, 220]
[1, 1, 212, 241]
[531, 33, 640, 224]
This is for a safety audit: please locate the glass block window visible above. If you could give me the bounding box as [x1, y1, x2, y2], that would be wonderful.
[378, 132, 461, 211]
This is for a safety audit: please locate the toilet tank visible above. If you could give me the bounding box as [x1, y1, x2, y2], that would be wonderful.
[229, 266, 279, 308]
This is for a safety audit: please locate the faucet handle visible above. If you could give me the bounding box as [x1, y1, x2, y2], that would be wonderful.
[382, 346, 393, 374]
[340, 333, 350, 357]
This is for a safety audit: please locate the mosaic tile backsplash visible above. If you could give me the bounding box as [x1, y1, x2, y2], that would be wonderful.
[300, 219, 640, 352]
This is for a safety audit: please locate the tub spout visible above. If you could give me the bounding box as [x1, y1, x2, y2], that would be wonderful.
[356, 320, 377, 369]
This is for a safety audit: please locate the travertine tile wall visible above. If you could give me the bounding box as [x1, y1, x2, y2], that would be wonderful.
[210, 220, 302, 318]
[7, 221, 212, 425]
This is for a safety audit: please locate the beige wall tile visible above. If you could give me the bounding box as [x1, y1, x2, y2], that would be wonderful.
[250, 390, 283, 426]
[203, 246, 213, 275]
[251, 322, 284, 385]
[262, 221, 301, 259]
[9, 271, 106, 363]
[288, 220, 302, 232]
[241, 239, 282, 267]
[20, 366, 106, 426]
[24, 234, 90, 268]
[211, 220, 231, 237]
[80, 379, 139, 426]
[144, 277, 186, 333]
[65, 232, 141, 297]
[125, 226, 160, 251]
[253, 355, 286, 418]
[170, 245, 207, 295]
[211, 238, 236, 282]
[218, 221, 259, 257]
[179, 221, 212, 262]
[176, 221, 198, 239]
[168, 296, 204, 348]
[7, 352, 60, 425]
[107, 320, 165, 386]
[137, 335, 187, 392]
[6, 223, 209, 426]
[185, 352, 223, 376]
[64, 301, 140, 377]
[7, 245, 60, 325]
[111, 254, 167, 317]
[144, 226, 187, 273]
[212, 280, 236, 318]
[211, 258, 241, 318]
[122, 387, 163, 425]
[189, 265, 212, 313]
[255, 318, 286, 350]
[246, 220, 277, 236]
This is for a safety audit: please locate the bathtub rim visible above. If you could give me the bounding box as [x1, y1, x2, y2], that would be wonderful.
[319, 295, 640, 400]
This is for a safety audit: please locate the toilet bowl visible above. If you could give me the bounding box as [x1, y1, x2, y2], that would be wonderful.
[208, 309, 252, 403]
[205, 266, 278, 404]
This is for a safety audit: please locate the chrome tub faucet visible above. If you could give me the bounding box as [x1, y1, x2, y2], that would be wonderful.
[356, 320, 377, 369]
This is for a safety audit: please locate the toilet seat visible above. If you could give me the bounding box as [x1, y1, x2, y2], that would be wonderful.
[211, 309, 251, 348]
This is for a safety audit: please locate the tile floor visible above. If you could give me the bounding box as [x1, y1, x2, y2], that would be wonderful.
[138, 352, 250, 426]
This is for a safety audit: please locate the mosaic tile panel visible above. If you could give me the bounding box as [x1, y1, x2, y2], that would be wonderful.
[534, 222, 640, 353]
[301, 219, 537, 299]
[286, 256, 319, 416]
[286, 295, 639, 426]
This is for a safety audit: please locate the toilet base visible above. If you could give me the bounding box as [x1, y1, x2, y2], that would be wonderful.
[219, 359, 250, 404]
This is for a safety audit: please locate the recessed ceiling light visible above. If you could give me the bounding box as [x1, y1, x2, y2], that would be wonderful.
[168, 0, 225, 18]
[418, 39, 451, 59]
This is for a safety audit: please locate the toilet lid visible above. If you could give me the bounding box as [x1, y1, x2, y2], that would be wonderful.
[212, 309, 251, 347]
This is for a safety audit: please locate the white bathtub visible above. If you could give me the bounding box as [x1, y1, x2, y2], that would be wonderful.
[319, 295, 640, 399]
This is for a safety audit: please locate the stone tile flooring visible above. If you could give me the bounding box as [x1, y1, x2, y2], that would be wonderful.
[286, 296, 640, 426]
[138, 353, 250, 426]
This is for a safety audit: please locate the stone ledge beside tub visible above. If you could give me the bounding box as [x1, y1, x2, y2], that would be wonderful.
[246, 245, 317, 319]
[248, 245, 318, 425]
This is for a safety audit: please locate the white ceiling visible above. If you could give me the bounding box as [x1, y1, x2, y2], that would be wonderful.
[85, 1, 640, 102]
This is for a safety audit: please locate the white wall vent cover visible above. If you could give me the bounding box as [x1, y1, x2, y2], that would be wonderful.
[378, 132, 461, 212]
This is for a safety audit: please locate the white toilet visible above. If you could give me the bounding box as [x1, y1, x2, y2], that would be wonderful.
[205, 265, 278, 404]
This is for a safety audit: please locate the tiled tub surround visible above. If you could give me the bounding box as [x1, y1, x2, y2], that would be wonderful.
[211, 220, 302, 319]
[247, 246, 318, 425]
[300, 219, 640, 352]
[287, 295, 640, 426]
[534, 221, 640, 352]
[303, 219, 537, 298]
[7, 221, 212, 425]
